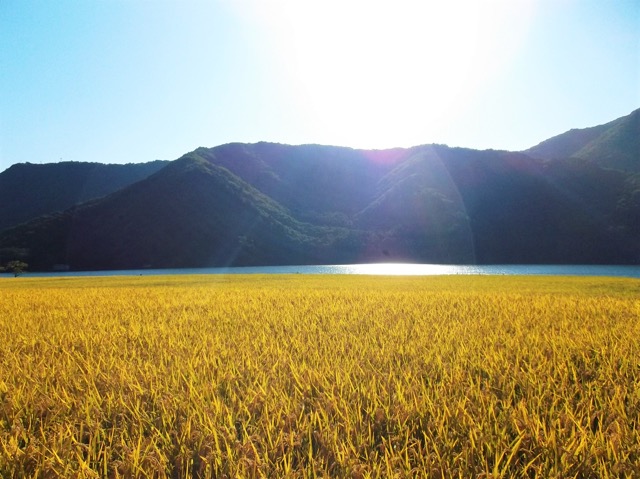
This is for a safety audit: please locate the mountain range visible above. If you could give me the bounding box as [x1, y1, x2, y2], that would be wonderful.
[1, 109, 638, 271]
[524, 108, 639, 171]
[0, 160, 168, 232]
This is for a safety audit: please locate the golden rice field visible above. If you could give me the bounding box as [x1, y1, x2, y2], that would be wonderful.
[1, 274, 639, 478]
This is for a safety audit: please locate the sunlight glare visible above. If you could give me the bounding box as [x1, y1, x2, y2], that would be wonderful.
[343, 263, 463, 275]
[227, 0, 537, 148]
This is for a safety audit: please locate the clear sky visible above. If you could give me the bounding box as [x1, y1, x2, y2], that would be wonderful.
[1, 0, 638, 171]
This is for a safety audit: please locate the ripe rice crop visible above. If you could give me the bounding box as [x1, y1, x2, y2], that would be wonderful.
[1, 274, 639, 478]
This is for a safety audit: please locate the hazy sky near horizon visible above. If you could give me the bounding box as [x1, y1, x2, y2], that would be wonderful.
[1, 0, 638, 171]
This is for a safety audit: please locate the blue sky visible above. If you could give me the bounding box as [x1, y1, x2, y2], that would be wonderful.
[1, 0, 638, 171]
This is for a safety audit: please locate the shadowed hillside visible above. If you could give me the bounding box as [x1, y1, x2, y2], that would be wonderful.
[0, 155, 369, 270]
[0, 160, 168, 231]
[525, 108, 639, 172]
[1, 110, 639, 270]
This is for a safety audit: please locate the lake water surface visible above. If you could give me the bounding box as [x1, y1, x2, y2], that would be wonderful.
[8, 264, 640, 278]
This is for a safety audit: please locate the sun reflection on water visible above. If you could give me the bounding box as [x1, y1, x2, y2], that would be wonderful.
[335, 263, 477, 276]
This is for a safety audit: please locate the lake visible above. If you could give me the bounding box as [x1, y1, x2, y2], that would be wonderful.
[5, 263, 640, 278]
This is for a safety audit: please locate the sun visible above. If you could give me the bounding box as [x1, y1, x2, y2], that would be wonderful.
[228, 0, 537, 149]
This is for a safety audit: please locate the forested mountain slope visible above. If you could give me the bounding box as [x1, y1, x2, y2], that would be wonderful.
[0, 160, 167, 231]
[1, 110, 638, 271]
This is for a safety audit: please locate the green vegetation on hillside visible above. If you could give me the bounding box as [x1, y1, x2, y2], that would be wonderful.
[0, 160, 168, 231]
[0, 109, 638, 271]
[525, 108, 639, 172]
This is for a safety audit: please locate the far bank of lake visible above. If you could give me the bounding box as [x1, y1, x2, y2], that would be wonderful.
[4, 263, 640, 279]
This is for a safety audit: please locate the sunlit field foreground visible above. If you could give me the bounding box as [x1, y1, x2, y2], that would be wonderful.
[1, 275, 639, 478]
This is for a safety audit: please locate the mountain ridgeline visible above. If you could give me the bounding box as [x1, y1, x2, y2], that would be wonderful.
[0, 160, 168, 231]
[524, 109, 639, 172]
[1, 109, 638, 271]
